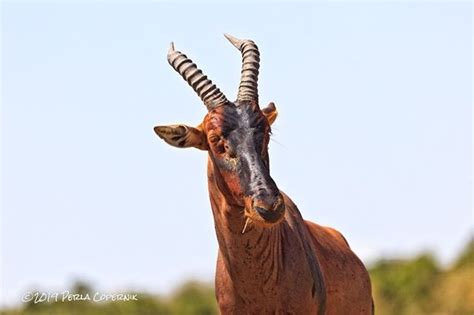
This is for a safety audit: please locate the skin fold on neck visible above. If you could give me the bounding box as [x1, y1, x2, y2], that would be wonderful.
[207, 156, 327, 314]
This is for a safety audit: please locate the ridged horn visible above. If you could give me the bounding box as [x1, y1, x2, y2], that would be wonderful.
[167, 42, 228, 110]
[224, 34, 260, 104]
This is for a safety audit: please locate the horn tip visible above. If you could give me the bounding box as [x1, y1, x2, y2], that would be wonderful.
[224, 33, 242, 49]
[168, 42, 175, 54]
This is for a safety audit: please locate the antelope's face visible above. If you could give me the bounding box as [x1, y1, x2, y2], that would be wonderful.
[154, 34, 285, 226]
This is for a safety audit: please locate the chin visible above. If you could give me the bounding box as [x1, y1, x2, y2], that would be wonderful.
[244, 208, 286, 229]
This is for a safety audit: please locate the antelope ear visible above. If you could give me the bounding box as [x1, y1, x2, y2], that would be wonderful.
[154, 124, 209, 150]
[262, 102, 278, 125]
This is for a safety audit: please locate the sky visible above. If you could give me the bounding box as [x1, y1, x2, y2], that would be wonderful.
[1, 1, 472, 307]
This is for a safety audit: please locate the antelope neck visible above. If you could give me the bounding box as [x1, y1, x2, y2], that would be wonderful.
[206, 156, 327, 313]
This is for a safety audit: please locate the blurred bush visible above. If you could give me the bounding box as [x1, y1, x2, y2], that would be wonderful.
[371, 238, 474, 315]
[1, 239, 472, 315]
[1, 280, 217, 315]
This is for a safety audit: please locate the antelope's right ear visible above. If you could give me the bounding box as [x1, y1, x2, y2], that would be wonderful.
[154, 124, 209, 150]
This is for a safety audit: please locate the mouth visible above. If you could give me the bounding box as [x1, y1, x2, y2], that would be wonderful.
[244, 194, 286, 226]
[254, 202, 285, 223]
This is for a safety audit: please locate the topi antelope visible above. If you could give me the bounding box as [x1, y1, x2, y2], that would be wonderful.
[154, 34, 373, 314]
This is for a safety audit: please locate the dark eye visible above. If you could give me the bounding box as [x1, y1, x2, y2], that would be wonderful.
[209, 135, 225, 154]
[225, 143, 237, 158]
[256, 119, 267, 130]
[214, 143, 225, 154]
[209, 134, 220, 144]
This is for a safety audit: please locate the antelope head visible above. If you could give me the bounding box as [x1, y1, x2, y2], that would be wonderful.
[154, 34, 284, 226]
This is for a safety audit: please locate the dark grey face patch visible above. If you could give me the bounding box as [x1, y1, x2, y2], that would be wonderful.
[209, 103, 278, 201]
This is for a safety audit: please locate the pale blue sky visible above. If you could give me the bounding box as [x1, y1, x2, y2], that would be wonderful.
[1, 1, 472, 306]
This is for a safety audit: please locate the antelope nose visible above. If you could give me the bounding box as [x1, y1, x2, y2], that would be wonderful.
[254, 195, 285, 223]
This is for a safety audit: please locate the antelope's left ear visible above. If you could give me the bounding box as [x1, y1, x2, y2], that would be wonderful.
[262, 102, 278, 125]
[154, 124, 209, 150]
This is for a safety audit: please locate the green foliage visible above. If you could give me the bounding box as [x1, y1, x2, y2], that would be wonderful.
[453, 238, 474, 270]
[370, 239, 474, 315]
[370, 254, 440, 314]
[1, 281, 216, 315]
[169, 281, 218, 315]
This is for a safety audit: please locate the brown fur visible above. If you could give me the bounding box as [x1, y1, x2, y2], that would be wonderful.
[156, 35, 374, 313]
[208, 156, 373, 314]
[156, 105, 373, 314]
